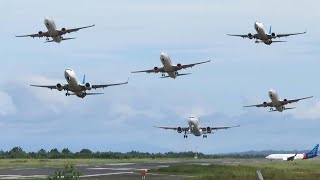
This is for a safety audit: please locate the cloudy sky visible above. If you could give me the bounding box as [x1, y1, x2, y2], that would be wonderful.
[0, 0, 319, 154]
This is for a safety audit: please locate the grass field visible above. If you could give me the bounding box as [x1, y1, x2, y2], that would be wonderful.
[149, 158, 320, 180]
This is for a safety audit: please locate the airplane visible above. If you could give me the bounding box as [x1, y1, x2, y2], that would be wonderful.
[227, 21, 306, 45]
[131, 52, 210, 79]
[243, 89, 313, 112]
[154, 116, 239, 138]
[16, 17, 95, 43]
[266, 144, 319, 161]
[30, 68, 128, 98]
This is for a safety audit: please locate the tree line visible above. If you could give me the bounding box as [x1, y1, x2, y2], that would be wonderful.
[0, 147, 265, 159]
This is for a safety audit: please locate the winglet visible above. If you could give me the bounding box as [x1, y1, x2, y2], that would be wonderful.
[82, 74, 86, 84]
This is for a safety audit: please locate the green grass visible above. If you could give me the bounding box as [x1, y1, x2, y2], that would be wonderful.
[149, 159, 320, 180]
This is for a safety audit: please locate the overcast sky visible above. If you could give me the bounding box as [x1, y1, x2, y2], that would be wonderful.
[0, 0, 319, 154]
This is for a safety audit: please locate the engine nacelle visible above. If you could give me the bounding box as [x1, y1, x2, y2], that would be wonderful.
[85, 82, 92, 90]
[177, 63, 182, 68]
[248, 33, 253, 39]
[177, 127, 182, 133]
[56, 83, 63, 91]
[263, 102, 267, 107]
[154, 67, 159, 72]
[61, 28, 66, 32]
[38, 31, 43, 37]
[271, 32, 276, 38]
[206, 127, 212, 133]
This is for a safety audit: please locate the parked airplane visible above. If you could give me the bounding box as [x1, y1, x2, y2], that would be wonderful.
[30, 68, 128, 98]
[266, 144, 319, 161]
[154, 116, 239, 138]
[131, 52, 210, 79]
[243, 89, 313, 112]
[227, 21, 306, 45]
[16, 17, 94, 43]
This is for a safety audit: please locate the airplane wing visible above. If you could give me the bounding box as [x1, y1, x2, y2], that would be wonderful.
[153, 126, 189, 132]
[90, 80, 128, 89]
[227, 34, 259, 39]
[30, 84, 69, 90]
[243, 102, 273, 108]
[200, 125, 240, 132]
[173, 60, 210, 71]
[57, 24, 95, 35]
[16, 31, 50, 38]
[280, 96, 313, 105]
[274, 31, 306, 38]
[131, 67, 165, 73]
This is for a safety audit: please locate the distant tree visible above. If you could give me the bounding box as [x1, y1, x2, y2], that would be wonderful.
[8, 146, 27, 158]
[48, 148, 61, 159]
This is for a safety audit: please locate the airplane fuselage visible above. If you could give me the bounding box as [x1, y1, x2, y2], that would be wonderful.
[44, 17, 62, 43]
[268, 89, 285, 112]
[254, 21, 272, 45]
[64, 69, 86, 98]
[187, 117, 202, 136]
[160, 52, 178, 79]
[266, 154, 305, 161]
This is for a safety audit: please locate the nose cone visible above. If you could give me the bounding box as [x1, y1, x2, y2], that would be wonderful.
[160, 52, 168, 60]
[266, 155, 270, 159]
[64, 68, 73, 76]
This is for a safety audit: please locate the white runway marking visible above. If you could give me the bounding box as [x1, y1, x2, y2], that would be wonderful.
[87, 167, 134, 171]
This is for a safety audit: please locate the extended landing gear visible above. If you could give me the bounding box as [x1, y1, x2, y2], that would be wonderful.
[65, 91, 70, 96]
[255, 40, 259, 43]
[162, 73, 165, 77]
[203, 135, 208, 138]
[183, 135, 188, 138]
[270, 107, 274, 111]
[175, 72, 178, 76]
[46, 37, 49, 41]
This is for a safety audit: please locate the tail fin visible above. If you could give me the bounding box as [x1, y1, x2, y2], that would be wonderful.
[309, 144, 319, 155]
[269, 26, 272, 34]
[82, 74, 86, 84]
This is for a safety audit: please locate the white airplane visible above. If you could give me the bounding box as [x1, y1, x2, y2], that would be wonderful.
[16, 17, 95, 43]
[30, 68, 128, 98]
[227, 21, 306, 45]
[266, 144, 319, 161]
[154, 116, 239, 138]
[243, 89, 313, 112]
[131, 52, 210, 79]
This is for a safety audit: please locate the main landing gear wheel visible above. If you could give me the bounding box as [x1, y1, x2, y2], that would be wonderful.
[162, 73, 165, 77]
[203, 135, 207, 138]
[46, 37, 49, 41]
[255, 40, 259, 43]
[183, 135, 188, 138]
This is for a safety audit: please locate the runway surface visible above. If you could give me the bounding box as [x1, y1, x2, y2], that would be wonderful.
[0, 158, 266, 179]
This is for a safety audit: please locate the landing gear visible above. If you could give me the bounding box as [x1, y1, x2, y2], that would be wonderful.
[46, 37, 49, 41]
[255, 40, 259, 43]
[65, 91, 70, 96]
[183, 135, 188, 138]
[175, 72, 178, 76]
[162, 73, 165, 77]
[270, 107, 273, 111]
[203, 135, 208, 138]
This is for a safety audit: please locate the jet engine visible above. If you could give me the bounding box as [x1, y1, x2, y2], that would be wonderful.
[61, 28, 66, 32]
[177, 63, 182, 68]
[206, 127, 212, 133]
[271, 32, 276, 38]
[85, 82, 92, 90]
[283, 99, 288, 104]
[56, 83, 63, 91]
[263, 102, 267, 107]
[38, 31, 43, 36]
[177, 127, 182, 133]
[154, 67, 159, 72]
[248, 33, 253, 39]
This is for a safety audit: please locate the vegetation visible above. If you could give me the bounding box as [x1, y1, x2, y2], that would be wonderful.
[150, 159, 320, 180]
[0, 146, 265, 159]
[47, 164, 81, 180]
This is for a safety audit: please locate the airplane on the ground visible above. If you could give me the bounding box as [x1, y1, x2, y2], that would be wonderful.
[30, 68, 128, 98]
[266, 144, 319, 161]
[227, 21, 306, 45]
[131, 52, 210, 79]
[154, 116, 239, 138]
[16, 17, 95, 43]
[243, 89, 313, 112]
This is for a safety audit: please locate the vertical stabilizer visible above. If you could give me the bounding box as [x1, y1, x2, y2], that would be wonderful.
[269, 26, 272, 34]
[82, 74, 86, 84]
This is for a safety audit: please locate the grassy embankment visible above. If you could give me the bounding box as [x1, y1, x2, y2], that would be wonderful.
[150, 159, 320, 180]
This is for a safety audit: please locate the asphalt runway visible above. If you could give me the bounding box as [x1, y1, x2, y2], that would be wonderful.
[0, 158, 267, 179]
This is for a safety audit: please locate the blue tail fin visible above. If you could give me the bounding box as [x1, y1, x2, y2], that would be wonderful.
[82, 74, 86, 84]
[309, 144, 319, 155]
[269, 26, 272, 34]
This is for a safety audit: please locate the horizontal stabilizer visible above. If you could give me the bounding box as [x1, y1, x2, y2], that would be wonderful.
[160, 73, 191, 78]
[284, 107, 296, 110]
[44, 37, 76, 43]
[271, 40, 287, 43]
[86, 93, 104, 95]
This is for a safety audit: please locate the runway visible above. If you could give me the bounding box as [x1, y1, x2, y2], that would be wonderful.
[0, 158, 266, 179]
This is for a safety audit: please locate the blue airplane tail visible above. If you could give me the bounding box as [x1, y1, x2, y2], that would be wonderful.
[304, 144, 318, 159]
[82, 74, 86, 84]
[269, 26, 272, 34]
